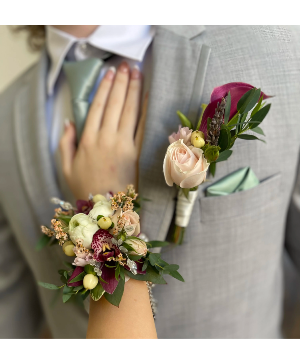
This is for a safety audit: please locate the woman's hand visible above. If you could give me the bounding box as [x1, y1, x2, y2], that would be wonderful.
[60, 62, 148, 200]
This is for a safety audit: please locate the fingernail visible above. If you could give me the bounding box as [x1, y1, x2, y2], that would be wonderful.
[119, 62, 129, 73]
[105, 66, 116, 80]
[131, 65, 141, 79]
[64, 118, 70, 128]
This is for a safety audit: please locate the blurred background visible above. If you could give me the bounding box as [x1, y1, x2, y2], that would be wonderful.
[0, 25, 39, 93]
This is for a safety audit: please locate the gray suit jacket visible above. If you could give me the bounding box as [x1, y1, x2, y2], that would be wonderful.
[1, 25, 300, 338]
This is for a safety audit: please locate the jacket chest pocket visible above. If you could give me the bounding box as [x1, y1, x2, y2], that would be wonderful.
[199, 173, 282, 223]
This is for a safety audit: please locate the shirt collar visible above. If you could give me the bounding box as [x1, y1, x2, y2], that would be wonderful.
[46, 25, 155, 96]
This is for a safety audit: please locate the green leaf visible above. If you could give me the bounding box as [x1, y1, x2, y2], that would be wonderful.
[125, 264, 167, 284]
[73, 285, 84, 292]
[237, 88, 256, 114]
[176, 110, 193, 129]
[251, 126, 265, 136]
[227, 113, 239, 129]
[121, 242, 136, 252]
[250, 95, 263, 118]
[62, 294, 72, 303]
[224, 91, 231, 124]
[209, 162, 216, 177]
[218, 127, 231, 152]
[63, 285, 74, 294]
[168, 270, 185, 282]
[104, 278, 125, 307]
[142, 260, 149, 271]
[56, 215, 72, 225]
[69, 271, 85, 283]
[63, 262, 74, 270]
[149, 253, 161, 266]
[97, 215, 104, 221]
[237, 134, 265, 143]
[163, 264, 180, 273]
[215, 150, 233, 163]
[243, 88, 261, 114]
[115, 264, 120, 280]
[181, 188, 190, 199]
[36, 234, 53, 251]
[58, 269, 67, 276]
[248, 103, 271, 129]
[147, 240, 169, 248]
[60, 276, 68, 284]
[119, 265, 125, 281]
[81, 290, 90, 301]
[98, 276, 108, 284]
[63, 271, 68, 279]
[84, 264, 97, 275]
[38, 281, 63, 290]
[127, 254, 143, 262]
[91, 283, 105, 301]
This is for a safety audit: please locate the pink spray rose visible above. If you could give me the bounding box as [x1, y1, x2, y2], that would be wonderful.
[168, 126, 193, 146]
[110, 208, 140, 236]
[163, 139, 209, 189]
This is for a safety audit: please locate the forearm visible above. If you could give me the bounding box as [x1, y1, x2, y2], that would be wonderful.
[86, 279, 157, 339]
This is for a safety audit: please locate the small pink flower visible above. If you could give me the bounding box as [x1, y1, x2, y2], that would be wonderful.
[169, 126, 193, 146]
[73, 257, 89, 267]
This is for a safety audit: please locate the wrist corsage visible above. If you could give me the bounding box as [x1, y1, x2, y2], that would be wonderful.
[38, 185, 183, 311]
[164, 82, 272, 244]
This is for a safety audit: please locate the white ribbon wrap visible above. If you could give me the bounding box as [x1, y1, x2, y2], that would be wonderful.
[175, 190, 199, 228]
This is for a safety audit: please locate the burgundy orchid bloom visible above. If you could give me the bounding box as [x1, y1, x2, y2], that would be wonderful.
[67, 266, 84, 287]
[76, 199, 94, 215]
[199, 82, 270, 139]
[91, 229, 123, 294]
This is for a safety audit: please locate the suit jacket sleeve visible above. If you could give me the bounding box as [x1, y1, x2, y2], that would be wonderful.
[285, 154, 300, 271]
[0, 203, 43, 338]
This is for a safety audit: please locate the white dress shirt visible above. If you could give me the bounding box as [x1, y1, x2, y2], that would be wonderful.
[45, 25, 154, 201]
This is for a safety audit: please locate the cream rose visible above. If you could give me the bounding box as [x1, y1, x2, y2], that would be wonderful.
[68, 213, 99, 249]
[163, 139, 209, 189]
[125, 238, 148, 256]
[89, 200, 114, 221]
[110, 208, 140, 236]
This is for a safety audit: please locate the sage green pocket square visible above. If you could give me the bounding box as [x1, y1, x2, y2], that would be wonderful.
[206, 167, 259, 197]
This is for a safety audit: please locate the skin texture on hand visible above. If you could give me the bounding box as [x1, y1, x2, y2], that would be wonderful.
[60, 62, 148, 199]
[86, 279, 157, 339]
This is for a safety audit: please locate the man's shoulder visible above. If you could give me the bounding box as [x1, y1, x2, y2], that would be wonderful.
[204, 25, 300, 54]
[0, 61, 38, 115]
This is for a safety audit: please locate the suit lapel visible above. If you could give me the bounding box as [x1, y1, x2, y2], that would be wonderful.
[139, 26, 207, 241]
[13, 49, 61, 227]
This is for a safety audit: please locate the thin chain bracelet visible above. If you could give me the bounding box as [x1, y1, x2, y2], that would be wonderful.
[146, 281, 157, 319]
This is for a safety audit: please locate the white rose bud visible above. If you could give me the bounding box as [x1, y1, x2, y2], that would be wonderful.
[89, 201, 114, 221]
[68, 213, 99, 249]
[62, 240, 75, 256]
[92, 194, 107, 203]
[125, 238, 148, 256]
[83, 274, 98, 290]
[191, 131, 205, 148]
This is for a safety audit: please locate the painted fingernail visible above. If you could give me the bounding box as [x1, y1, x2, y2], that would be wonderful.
[105, 66, 116, 80]
[119, 62, 129, 73]
[131, 65, 141, 79]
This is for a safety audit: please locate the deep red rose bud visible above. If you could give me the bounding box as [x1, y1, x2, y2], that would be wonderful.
[67, 266, 84, 287]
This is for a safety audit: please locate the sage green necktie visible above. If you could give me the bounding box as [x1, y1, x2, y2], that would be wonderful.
[63, 58, 103, 142]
